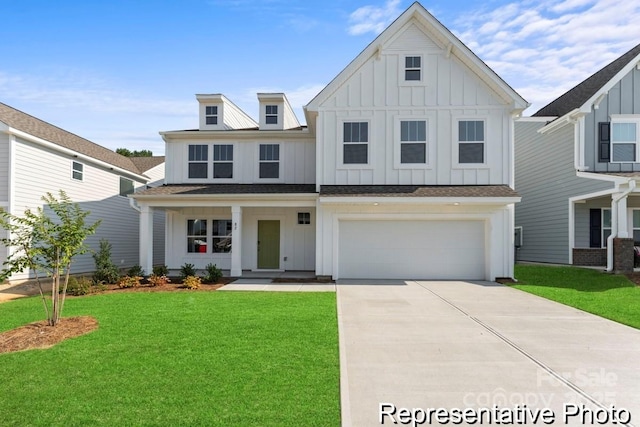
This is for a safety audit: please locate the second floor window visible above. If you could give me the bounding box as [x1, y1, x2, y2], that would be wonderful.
[400, 120, 426, 164]
[343, 122, 368, 164]
[72, 161, 83, 181]
[259, 144, 280, 179]
[405, 56, 421, 81]
[119, 177, 134, 196]
[265, 105, 278, 124]
[458, 120, 485, 164]
[611, 121, 638, 162]
[188, 144, 208, 179]
[213, 144, 233, 179]
[205, 106, 218, 125]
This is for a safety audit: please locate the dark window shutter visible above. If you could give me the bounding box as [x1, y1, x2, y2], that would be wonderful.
[589, 209, 602, 248]
[598, 122, 610, 162]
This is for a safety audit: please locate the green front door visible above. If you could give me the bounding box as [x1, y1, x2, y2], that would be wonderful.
[257, 220, 280, 269]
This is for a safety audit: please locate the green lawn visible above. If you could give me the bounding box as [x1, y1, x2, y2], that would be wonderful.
[513, 264, 640, 329]
[0, 292, 340, 426]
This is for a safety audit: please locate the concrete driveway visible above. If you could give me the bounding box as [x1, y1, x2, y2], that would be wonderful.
[337, 280, 640, 426]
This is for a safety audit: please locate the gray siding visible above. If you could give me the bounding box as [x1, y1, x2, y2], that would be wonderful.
[0, 133, 9, 202]
[586, 67, 640, 172]
[515, 120, 611, 263]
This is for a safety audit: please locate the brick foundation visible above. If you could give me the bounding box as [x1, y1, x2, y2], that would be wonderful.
[613, 237, 634, 274]
[573, 248, 607, 266]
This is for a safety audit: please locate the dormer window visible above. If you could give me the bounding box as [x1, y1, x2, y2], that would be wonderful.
[405, 56, 421, 81]
[205, 106, 218, 125]
[265, 105, 278, 124]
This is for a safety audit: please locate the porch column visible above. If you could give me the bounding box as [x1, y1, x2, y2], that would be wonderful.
[231, 205, 243, 277]
[139, 205, 154, 274]
[617, 195, 629, 238]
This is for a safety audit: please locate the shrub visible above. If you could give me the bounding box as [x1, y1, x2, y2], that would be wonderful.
[65, 276, 93, 296]
[180, 263, 196, 280]
[153, 265, 169, 276]
[148, 274, 171, 287]
[118, 275, 142, 288]
[93, 239, 120, 284]
[127, 265, 145, 277]
[182, 275, 201, 289]
[204, 263, 223, 283]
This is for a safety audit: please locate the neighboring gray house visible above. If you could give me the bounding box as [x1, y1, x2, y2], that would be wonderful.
[515, 43, 640, 271]
[0, 102, 165, 281]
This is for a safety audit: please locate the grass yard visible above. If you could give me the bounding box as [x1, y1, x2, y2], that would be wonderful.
[513, 264, 640, 329]
[0, 291, 340, 426]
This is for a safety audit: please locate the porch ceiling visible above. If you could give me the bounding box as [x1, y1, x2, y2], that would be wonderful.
[134, 184, 317, 197]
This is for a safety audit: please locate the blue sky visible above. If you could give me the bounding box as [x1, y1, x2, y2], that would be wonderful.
[1, 0, 639, 155]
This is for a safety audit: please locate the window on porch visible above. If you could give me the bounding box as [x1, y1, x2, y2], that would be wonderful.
[187, 219, 208, 253]
[213, 220, 232, 253]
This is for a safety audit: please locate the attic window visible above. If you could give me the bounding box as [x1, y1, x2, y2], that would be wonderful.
[205, 106, 218, 125]
[265, 105, 278, 124]
[405, 56, 421, 81]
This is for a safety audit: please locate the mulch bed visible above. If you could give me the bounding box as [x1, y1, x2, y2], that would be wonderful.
[0, 316, 98, 354]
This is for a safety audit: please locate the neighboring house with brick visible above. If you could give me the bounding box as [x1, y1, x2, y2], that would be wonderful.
[132, 2, 527, 280]
[0, 102, 165, 281]
[515, 43, 640, 271]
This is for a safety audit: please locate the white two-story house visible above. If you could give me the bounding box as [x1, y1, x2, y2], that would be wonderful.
[132, 2, 527, 280]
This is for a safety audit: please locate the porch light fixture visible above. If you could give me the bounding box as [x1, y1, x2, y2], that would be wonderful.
[453, 202, 460, 206]
[373, 202, 379, 206]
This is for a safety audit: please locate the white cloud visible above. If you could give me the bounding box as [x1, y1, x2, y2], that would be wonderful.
[453, 0, 640, 114]
[348, 0, 403, 36]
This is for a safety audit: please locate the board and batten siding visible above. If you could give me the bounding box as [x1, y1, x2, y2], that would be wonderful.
[164, 138, 315, 184]
[586, 66, 640, 172]
[316, 22, 513, 186]
[11, 137, 147, 277]
[514, 120, 612, 264]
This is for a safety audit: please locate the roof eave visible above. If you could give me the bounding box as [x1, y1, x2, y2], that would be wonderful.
[319, 196, 521, 205]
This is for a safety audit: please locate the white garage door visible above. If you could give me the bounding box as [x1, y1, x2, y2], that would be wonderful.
[338, 220, 485, 280]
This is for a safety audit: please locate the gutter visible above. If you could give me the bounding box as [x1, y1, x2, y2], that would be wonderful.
[606, 180, 636, 272]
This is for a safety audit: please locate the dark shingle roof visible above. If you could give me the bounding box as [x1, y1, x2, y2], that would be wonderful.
[129, 156, 165, 173]
[320, 185, 519, 198]
[534, 43, 640, 117]
[0, 102, 142, 175]
[134, 184, 317, 197]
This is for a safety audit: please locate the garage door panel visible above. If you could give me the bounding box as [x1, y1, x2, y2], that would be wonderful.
[338, 220, 485, 280]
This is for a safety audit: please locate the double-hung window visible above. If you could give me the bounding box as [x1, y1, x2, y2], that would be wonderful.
[188, 144, 208, 179]
[400, 120, 426, 164]
[611, 118, 639, 162]
[119, 177, 134, 196]
[633, 210, 640, 245]
[259, 144, 280, 178]
[187, 219, 208, 253]
[458, 120, 485, 164]
[602, 208, 612, 247]
[205, 106, 218, 125]
[72, 161, 83, 181]
[213, 220, 232, 253]
[405, 56, 421, 81]
[265, 105, 278, 124]
[343, 122, 368, 164]
[213, 144, 233, 179]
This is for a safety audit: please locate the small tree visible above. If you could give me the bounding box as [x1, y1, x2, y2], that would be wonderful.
[0, 191, 99, 326]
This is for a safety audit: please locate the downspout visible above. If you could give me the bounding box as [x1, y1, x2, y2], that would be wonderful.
[606, 180, 636, 272]
[129, 197, 141, 213]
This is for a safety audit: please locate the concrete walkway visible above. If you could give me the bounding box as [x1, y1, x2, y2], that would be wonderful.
[337, 280, 640, 426]
[219, 279, 335, 292]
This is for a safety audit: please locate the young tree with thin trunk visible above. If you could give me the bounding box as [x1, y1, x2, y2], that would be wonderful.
[0, 191, 100, 326]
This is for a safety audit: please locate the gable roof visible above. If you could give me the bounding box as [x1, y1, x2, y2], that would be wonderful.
[534, 43, 640, 117]
[305, 2, 528, 119]
[0, 102, 145, 177]
[129, 156, 165, 173]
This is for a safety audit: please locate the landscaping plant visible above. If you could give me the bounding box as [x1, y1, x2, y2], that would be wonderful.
[65, 276, 93, 296]
[92, 239, 120, 284]
[127, 264, 145, 277]
[204, 262, 223, 283]
[117, 276, 142, 289]
[179, 263, 196, 280]
[182, 275, 201, 289]
[0, 190, 99, 326]
[152, 265, 169, 276]
[147, 274, 171, 287]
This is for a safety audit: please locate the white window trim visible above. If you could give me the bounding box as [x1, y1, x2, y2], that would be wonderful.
[256, 143, 283, 182]
[393, 114, 436, 169]
[602, 208, 611, 248]
[205, 105, 218, 126]
[265, 105, 278, 125]
[337, 118, 373, 169]
[631, 208, 640, 244]
[185, 217, 233, 257]
[119, 177, 135, 198]
[399, 54, 423, 86]
[71, 161, 84, 181]
[452, 116, 490, 169]
[186, 144, 209, 182]
[212, 143, 235, 182]
[297, 211, 312, 226]
[609, 115, 640, 164]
